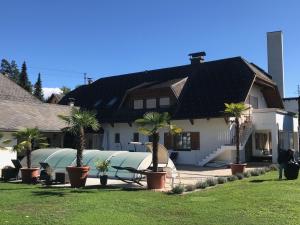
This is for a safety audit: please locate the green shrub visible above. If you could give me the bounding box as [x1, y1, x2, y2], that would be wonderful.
[243, 170, 251, 178]
[196, 181, 209, 189]
[217, 177, 228, 184]
[171, 184, 185, 194]
[185, 184, 196, 192]
[250, 169, 260, 176]
[236, 173, 244, 180]
[259, 168, 266, 174]
[269, 164, 278, 171]
[206, 178, 218, 186]
[265, 166, 271, 172]
[227, 175, 238, 182]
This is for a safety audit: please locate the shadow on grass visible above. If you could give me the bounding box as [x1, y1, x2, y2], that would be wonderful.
[31, 190, 66, 197]
[250, 179, 276, 183]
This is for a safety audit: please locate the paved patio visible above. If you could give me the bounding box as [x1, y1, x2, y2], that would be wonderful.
[49, 162, 271, 190]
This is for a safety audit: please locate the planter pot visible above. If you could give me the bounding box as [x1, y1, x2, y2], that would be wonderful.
[146, 171, 167, 190]
[100, 175, 108, 186]
[230, 163, 247, 175]
[66, 166, 90, 188]
[21, 168, 39, 184]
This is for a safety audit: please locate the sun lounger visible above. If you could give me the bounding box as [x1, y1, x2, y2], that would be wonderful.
[112, 165, 150, 186]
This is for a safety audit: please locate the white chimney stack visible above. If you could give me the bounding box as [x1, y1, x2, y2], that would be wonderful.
[267, 31, 285, 98]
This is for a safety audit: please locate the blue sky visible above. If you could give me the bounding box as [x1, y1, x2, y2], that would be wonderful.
[1, 0, 299, 97]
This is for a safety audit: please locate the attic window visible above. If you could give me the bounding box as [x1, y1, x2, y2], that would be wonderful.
[134, 100, 143, 109]
[146, 98, 156, 109]
[159, 97, 170, 108]
[93, 99, 102, 108]
[107, 97, 118, 107]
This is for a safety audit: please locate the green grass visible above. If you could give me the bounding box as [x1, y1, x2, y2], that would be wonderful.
[1, 172, 300, 225]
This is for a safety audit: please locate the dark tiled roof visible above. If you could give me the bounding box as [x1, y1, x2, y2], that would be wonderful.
[0, 100, 72, 132]
[0, 74, 41, 103]
[60, 57, 282, 122]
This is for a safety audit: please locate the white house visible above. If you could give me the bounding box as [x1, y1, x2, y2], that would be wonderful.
[59, 49, 299, 165]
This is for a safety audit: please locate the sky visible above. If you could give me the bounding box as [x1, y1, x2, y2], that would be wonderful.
[1, 0, 299, 97]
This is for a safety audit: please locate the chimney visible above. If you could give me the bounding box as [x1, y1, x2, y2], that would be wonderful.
[68, 98, 75, 106]
[188, 51, 206, 64]
[267, 31, 285, 97]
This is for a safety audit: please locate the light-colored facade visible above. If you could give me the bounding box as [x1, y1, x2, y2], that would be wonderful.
[95, 84, 299, 165]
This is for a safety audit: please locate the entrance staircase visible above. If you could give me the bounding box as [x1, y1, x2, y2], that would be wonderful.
[198, 121, 254, 167]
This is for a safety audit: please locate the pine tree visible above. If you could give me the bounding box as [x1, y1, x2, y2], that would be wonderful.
[0, 59, 20, 83]
[33, 73, 44, 101]
[10, 60, 20, 83]
[0, 59, 11, 75]
[19, 62, 32, 93]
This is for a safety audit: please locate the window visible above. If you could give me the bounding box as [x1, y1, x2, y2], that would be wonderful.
[255, 133, 271, 150]
[174, 133, 191, 150]
[114, 133, 120, 143]
[248, 95, 258, 109]
[159, 97, 170, 108]
[107, 97, 118, 107]
[146, 98, 156, 109]
[133, 99, 143, 109]
[93, 99, 102, 108]
[164, 132, 200, 151]
[279, 131, 295, 150]
[133, 133, 139, 142]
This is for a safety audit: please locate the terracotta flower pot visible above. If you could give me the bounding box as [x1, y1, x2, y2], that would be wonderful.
[146, 171, 167, 190]
[21, 168, 39, 184]
[66, 166, 90, 188]
[230, 163, 247, 175]
[100, 175, 108, 186]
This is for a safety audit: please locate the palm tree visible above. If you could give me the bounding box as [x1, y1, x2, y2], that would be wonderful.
[0, 133, 11, 149]
[224, 102, 248, 164]
[135, 112, 182, 172]
[12, 128, 48, 168]
[59, 108, 100, 167]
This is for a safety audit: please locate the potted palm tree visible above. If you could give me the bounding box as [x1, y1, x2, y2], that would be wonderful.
[224, 102, 248, 174]
[59, 108, 100, 188]
[95, 160, 110, 186]
[12, 128, 48, 184]
[135, 112, 181, 189]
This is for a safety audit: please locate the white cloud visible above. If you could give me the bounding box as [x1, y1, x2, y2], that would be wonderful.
[42, 87, 62, 99]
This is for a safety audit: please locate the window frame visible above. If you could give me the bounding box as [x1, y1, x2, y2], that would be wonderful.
[114, 133, 120, 143]
[133, 99, 144, 110]
[146, 98, 157, 109]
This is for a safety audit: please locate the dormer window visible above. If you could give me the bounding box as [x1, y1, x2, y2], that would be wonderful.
[146, 98, 156, 109]
[159, 97, 170, 108]
[133, 99, 143, 109]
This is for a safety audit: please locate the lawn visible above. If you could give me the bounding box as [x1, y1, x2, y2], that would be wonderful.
[0, 172, 300, 225]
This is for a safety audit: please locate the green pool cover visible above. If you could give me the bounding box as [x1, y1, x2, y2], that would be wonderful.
[21, 148, 175, 180]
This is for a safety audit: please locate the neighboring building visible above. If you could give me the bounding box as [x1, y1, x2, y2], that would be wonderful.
[0, 74, 72, 171]
[60, 54, 299, 165]
[46, 93, 64, 104]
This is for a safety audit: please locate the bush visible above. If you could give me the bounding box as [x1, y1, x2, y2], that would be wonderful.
[250, 169, 260, 176]
[217, 177, 228, 184]
[171, 184, 185, 194]
[265, 166, 271, 172]
[269, 164, 278, 171]
[196, 181, 209, 189]
[227, 175, 238, 182]
[243, 170, 251, 178]
[185, 184, 196, 192]
[259, 168, 266, 174]
[236, 173, 244, 180]
[206, 178, 218, 186]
